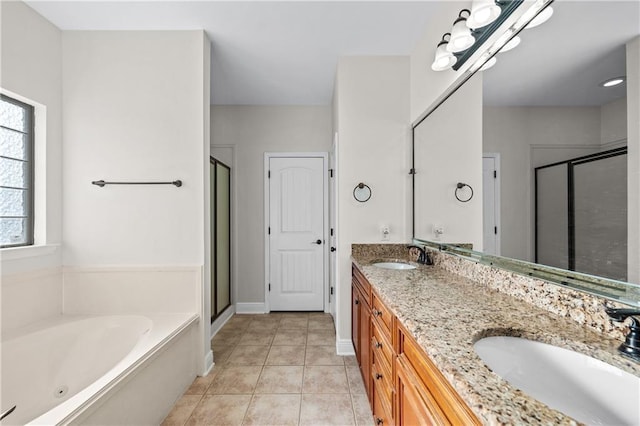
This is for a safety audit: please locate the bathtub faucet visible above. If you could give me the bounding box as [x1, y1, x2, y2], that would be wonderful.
[0, 405, 16, 421]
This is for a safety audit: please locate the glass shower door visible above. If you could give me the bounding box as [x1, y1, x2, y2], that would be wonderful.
[211, 157, 231, 322]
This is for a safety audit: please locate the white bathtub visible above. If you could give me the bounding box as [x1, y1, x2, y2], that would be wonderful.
[1, 313, 198, 425]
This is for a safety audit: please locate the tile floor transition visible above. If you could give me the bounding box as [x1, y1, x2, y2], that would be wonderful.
[162, 312, 374, 426]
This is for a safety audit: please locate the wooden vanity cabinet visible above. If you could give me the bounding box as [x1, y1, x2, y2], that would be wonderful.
[352, 263, 480, 426]
[395, 321, 481, 426]
[352, 264, 372, 398]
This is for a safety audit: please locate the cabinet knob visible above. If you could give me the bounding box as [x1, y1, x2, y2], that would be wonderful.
[374, 341, 382, 349]
[374, 310, 383, 317]
[376, 418, 383, 425]
[355, 299, 359, 305]
[375, 373, 383, 380]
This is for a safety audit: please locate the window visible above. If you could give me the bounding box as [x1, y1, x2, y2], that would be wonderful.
[1, 94, 35, 248]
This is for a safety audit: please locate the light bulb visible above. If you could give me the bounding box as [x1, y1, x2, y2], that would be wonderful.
[480, 56, 497, 71]
[501, 36, 521, 53]
[447, 12, 475, 53]
[431, 40, 457, 71]
[467, 0, 502, 29]
[525, 6, 553, 29]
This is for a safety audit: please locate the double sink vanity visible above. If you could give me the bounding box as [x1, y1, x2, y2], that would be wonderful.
[351, 244, 640, 425]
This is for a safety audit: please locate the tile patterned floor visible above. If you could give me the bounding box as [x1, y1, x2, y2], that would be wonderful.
[162, 312, 374, 426]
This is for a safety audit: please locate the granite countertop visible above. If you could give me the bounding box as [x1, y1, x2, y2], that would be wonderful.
[351, 252, 640, 425]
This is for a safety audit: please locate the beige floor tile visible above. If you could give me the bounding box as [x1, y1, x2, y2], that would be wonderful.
[302, 365, 350, 394]
[237, 331, 275, 346]
[212, 332, 243, 347]
[273, 328, 308, 346]
[212, 345, 235, 367]
[161, 394, 202, 426]
[228, 345, 270, 365]
[308, 316, 335, 331]
[345, 365, 366, 395]
[208, 366, 263, 394]
[255, 365, 304, 394]
[185, 369, 221, 395]
[266, 345, 306, 365]
[247, 319, 279, 332]
[307, 329, 336, 345]
[279, 316, 309, 329]
[305, 345, 344, 366]
[299, 394, 355, 426]
[344, 356, 358, 367]
[242, 394, 301, 426]
[351, 394, 374, 426]
[185, 394, 251, 426]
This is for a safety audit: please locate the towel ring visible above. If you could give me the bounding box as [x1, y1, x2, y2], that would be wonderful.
[455, 182, 473, 202]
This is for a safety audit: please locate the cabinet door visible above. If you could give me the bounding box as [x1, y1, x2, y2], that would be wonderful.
[396, 357, 448, 426]
[352, 284, 361, 364]
[359, 297, 371, 399]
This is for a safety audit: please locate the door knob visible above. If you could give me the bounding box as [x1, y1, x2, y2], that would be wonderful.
[330, 247, 336, 252]
[313, 239, 322, 245]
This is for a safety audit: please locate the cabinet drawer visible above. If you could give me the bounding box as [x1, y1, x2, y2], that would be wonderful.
[371, 320, 393, 376]
[371, 292, 393, 339]
[372, 366, 394, 426]
[372, 350, 393, 407]
[352, 264, 371, 307]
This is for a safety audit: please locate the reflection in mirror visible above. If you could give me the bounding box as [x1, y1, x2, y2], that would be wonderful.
[413, 1, 640, 304]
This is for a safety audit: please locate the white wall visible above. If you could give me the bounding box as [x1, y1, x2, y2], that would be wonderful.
[627, 36, 640, 284]
[0, 1, 63, 273]
[62, 30, 211, 372]
[210, 106, 332, 308]
[1, 1, 63, 331]
[62, 31, 207, 266]
[335, 56, 410, 347]
[414, 74, 483, 249]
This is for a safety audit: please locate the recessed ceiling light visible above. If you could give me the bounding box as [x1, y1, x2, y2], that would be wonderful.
[600, 77, 626, 88]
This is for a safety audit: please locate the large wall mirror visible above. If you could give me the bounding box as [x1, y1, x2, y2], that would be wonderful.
[413, 0, 640, 306]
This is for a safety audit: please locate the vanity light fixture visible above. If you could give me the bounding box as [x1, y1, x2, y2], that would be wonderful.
[600, 76, 626, 88]
[480, 56, 497, 71]
[466, 0, 502, 29]
[500, 35, 521, 52]
[447, 9, 476, 53]
[525, 5, 553, 29]
[431, 33, 458, 71]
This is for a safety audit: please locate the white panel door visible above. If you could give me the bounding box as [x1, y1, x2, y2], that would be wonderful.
[483, 156, 499, 255]
[269, 157, 325, 311]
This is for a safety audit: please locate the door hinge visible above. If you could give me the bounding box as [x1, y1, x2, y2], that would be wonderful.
[494, 170, 497, 179]
[330, 228, 334, 236]
[494, 226, 498, 235]
[268, 170, 271, 178]
[329, 169, 334, 178]
[268, 283, 271, 291]
[330, 287, 334, 295]
[409, 168, 416, 175]
[268, 227, 271, 235]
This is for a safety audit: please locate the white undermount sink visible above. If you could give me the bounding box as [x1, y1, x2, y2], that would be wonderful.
[372, 261, 416, 270]
[474, 336, 640, 425]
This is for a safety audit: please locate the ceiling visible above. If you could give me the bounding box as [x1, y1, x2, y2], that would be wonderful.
[26, 1, 450, 105]
[25, 0, 640, 107]
[483, 0, 639, 107]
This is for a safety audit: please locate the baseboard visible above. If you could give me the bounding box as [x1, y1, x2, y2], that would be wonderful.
[203, 349, 214, 376]
[336, 338, 355, 356]
[210, 306, 235, 339]
[235, 302, 267, 314]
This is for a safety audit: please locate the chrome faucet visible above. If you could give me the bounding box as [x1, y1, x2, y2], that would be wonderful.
[605, 308, 640, 361]
[407, 245, 432, 265]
